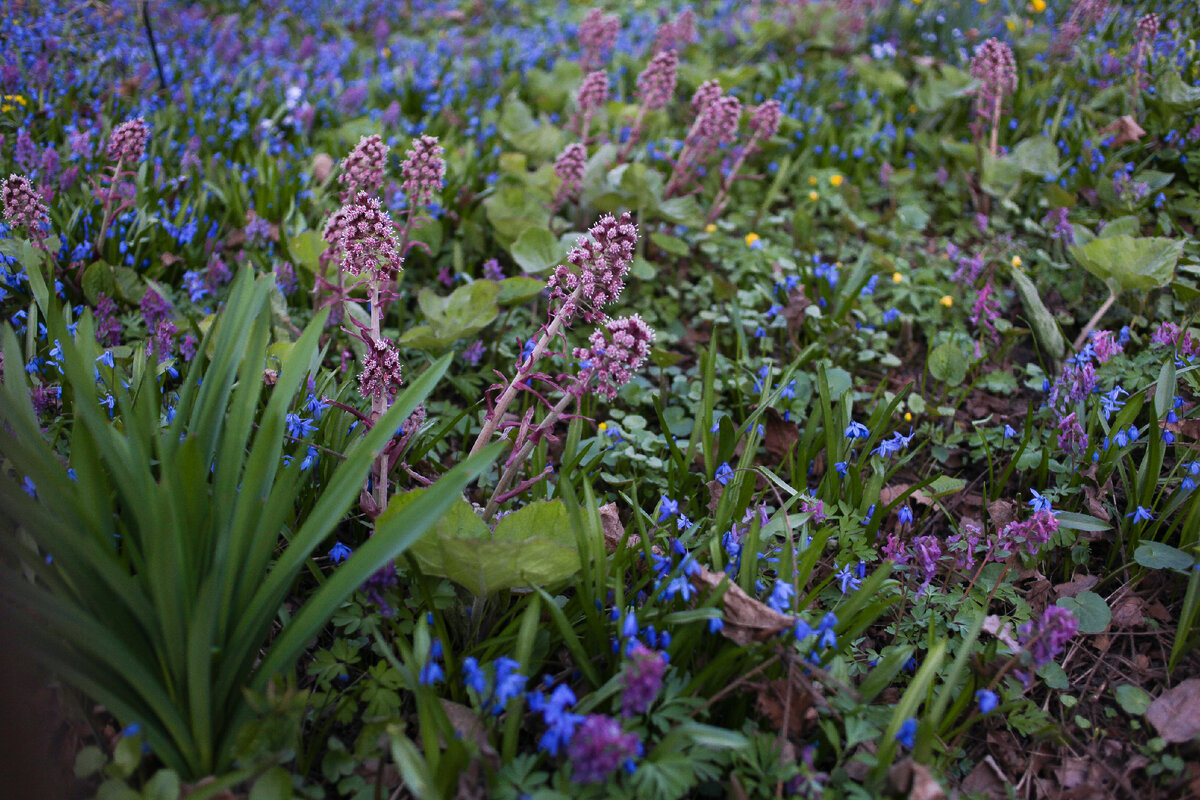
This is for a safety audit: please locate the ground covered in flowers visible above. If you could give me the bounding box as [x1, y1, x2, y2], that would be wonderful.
[1, 1, 1200, 798]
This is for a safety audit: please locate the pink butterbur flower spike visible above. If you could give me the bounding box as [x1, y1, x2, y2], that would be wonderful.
[2, 174, 51, 245]
[579, 8, 620, 72]
[572, 70, 610, 143]
[471, 213, 644, 518]
[664, 82, 739, 198]
[619, 49, 678, 161]
[550, 142, 588, 221]
[970, 38, 1017, 157]
[705, 99, 782, 223]
[94, 117, 149, 254]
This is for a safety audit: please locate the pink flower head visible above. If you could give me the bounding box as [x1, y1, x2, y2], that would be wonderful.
[653, 10, 696, 53]
[970, 38, 1017, 118]
[548, 212, 638, 322]
[400, 135, 445, 208]
[340, 134, 389, 197]
[1019, 605, 1077, 667]
[359, 334, 404, 400]
[636, 49, 678, 111]
[574, 314, 655, 400]
[1135, 12, 1160, 46]
[912, 535, 941, 595]
[334, 191, 404, 278]
[576, 70, 610, 116]
[567, 715, 640, 784]
[1090, 330, 1123, 363]
[1, 174, 49, 238]
[554, 143, 588, 204]
[690, 79, 723, 116]
[579, 8, 620, 71]
[687, 94, 741, 163]
[620, 643, 667, 716]
[107, 117, 149, 164]
[749, 99, 782, 142]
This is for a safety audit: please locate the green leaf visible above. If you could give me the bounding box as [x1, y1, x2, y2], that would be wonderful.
[1057, 590, 1110, 634]
[1054, 511, 1112, 532]
[508, 227, 561, 274]
[1134, 542, 1194, 570]
[400, 282, 500, 350]
[248, 767, 293, 800]
[287, 231, 326, 274]
[913, 65, 975, 114]
[896, 204, 930, 231]
[1114, 684, 1153, 716]
[1038, 661, 1070, 690]
[925, 476, 966, 497]
[1069, 236, 1182, 292]
[650, 231, 690, 257]
[82, 262, 118, 305]
[1155, 67, 1200, 113]
[1010, 266, 1066, 359]
[74, 746, 108, 779]
[396, 496, 581, 595]
[928, 341, 968, 386]
[496, 277, 546, 306]
[142, 770, 182, 800]
[982, 137, 1059, 195]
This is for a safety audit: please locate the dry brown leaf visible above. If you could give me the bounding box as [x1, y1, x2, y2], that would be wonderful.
[755, 678, 816, 737]
[987, 499, 1018, 530]
[598, 502, 659, 555]
[887, 759, 946, 800]
[1111, 596, 1146, 628]
[1099, 115, 1146, 147]
[879, 483, 934, 507]
[764, 407, 799, 458]
[691, 566, 794, 644]
[1146, 679, 1200, 743]
[960, 756, 1010, 800]
[1054, 573, 1098, 600]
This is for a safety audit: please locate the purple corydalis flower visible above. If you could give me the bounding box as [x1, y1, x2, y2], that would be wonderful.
[1019, 605, 1077, 668]
[1056, 411, 1088, 456]
[107, 118, 149, 164]
[1090, 330, 1123, 363]
[554, 143, 588, 204]
[576, 70, 610, 117]
[140, 288, 173, 328]
[482, 258, 504, 282]
[579, 8, 620, 71]
[575, 314, 655, 400]
[1, 174, 49, 238]
[913, 535, 941, 594]
[95, 293, 122, 347]
[400, 135, 445, 208]
[970, 282, 1002, 346]
[996, 508, 1059, 557]
[636, 49, 678, 111]
[621, 643, 667, 716]
[333, 192, 405, 278]
[340, 134, 389, 197]
[1042, 206, 1075, 244]
[1151, 321, 1181, 349]
[359, 335, 404, 401]
[567, 715, 640, 784]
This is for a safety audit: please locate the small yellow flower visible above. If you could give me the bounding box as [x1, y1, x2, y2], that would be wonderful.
[808, 176, 818, 186]
[0, 105, 10, 113]
[598, 422, 608, 433]
[382, 47, 391, 57]
[1031, 0, 1046, 11]
[830, 174, 844, 187]
[808, 191, 819, 201]
[911, 0, 922, 5]
[904, 412, 913, 422]
[892, 272, 903, 283]
[1011, 255, 1022, 268]
[745, 232, 760, 247]
[940, 295, 954, 307]
[908, 104, 917, 114]
[705, 223, 717, 233]
[1006, 19, 1017, 31]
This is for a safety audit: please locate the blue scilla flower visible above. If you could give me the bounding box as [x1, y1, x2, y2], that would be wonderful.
[976, 689, 998, 715]
[715, 462, 734, 485]
[836, 564, 862, 595]
[844, 420, 870, 439]
[328, 542, 352, 563]
[462, 657, 488, 694]
[767, 580, 794, 613]
[895, 718, 917, 749]
[676, 514, 692, 531]
[285, 413, 317, 439]
[1028, 489, 1052, 513]
[1126, 506, 1154, 524]
[657, 496, 678, 522]
[22, 476, 36, 498]
[419, 661, 444, 686]
[897, 506, 913, 526]
[491, 657, 526, 714]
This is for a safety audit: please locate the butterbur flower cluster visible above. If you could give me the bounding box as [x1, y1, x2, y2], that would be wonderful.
[691, 79, 723, 117]
[1019, 605, 1078, 668]
[400, 135, 445, 208]
[749, 100, 783, 142]
[339, 134, 388, 197]
[106, 117, 149, 164]
[620, 643, 667, 716]
[575, 315, 654, 400]
[548, 212, 637, 322]
[1055, 0, 1110, 56]
[635, 49, 677, 111]
[553, 143, 587, 205]
[1, 174, 49, 238]
[579, 8, 620, 71]
[358, 335, 404, 400]
[567, 715, 640, 784]
[652, 9, 696, 53]
[970, 39, 1016, 153]
[334, 193, 404, 278]
[574, 70, 610, 136]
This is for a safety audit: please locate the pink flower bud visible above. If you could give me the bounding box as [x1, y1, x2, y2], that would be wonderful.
[107, 117, 149, 164]
[340, 134, 389, 197]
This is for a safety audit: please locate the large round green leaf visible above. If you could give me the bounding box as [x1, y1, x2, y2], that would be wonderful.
[1069, 235, 1183, 292]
